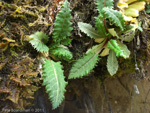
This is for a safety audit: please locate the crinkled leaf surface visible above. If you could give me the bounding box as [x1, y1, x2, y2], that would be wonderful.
[42, 59, 68, 109]
[69, 53, 99, 79]
[95, 17, 107, 38]
[117, 40, 130, 58]
[61, 38, 72, 45]
[50, 45, 73, 61]
[29, 32, 49, 52]
[78, 22, 103, 39]
[107, 50, 118, 76]
[107, 39, 127, 58]
[96, 0, 113, 16]
[103, 7, 125, 31]
[52, 0, 73, 42]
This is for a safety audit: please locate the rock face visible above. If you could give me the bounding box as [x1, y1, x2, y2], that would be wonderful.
[63, 67, 150, 113]
[34, 64, 150, 113]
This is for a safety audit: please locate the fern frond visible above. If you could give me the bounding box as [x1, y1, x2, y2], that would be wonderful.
[29, 32, 49, 53]
[95, 17, 107, 38]
[78, 22, 103, 39]
[52, 0, 73, 42]
[96, 0, 113, 16]
[49, 42, 60, 49]
[42, 59, 68, 109]
[69, 53, 99, 79]
[107, 39, 126, 58]
[103, 7, 125, 31]
[61, 38, 72, 45]
[107, 50, 118, 76]
[50, 45, 73, 61]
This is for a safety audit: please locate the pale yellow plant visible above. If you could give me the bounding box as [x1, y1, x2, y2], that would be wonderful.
[118, 0, 147, 30]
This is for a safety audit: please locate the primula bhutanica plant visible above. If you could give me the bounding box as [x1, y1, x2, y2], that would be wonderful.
[27, 0, 147, 110]
[28, 0, 72, 109]
[68, 0, 145, 79]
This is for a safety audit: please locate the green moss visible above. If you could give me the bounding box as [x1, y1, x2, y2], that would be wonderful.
[116, 58, 135, 77]
[10, 49, 18, 57]
[3, 27, 9, 32]
[0, 19, 6, 28]
[0, 54, 6, 61]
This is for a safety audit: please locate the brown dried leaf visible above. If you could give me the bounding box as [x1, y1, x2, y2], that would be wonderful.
[0, 58, 8, 70]
[10, 76, 21, 83]
[2, 37, 15, 43]
[20, 79, 30, 86]
[18, 99, 24, 109]
[26, 72, 38, 76]
[7, 88, 19, 104]
[0, 87, 11, 94]
[9, 43, 19, 47]
[0, 42, 8, 51]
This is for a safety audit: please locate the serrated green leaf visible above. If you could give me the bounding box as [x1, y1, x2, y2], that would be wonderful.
[50, 45, 73, 61]
[69, 53, 99, 79]
[95, 17, 107, 38]
[52, 0, 73, 42]
[107, 50, 118, 76]
[49, 42, 60, 49]
[107, 39, 126, 58]
[103, 7, 125, 31]
[78, 22, 103, 39]
[96, 0, 113, 16]
[117, 40, 130, 58]
[29, 32, 49, 52]
[42, 59, 67, 109]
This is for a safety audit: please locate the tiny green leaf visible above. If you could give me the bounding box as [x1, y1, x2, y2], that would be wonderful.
[29, 32, 49, 53]
[69, 53, 99, 79]
[42, 59, 67, 109]
[137, 21, 143, 32]
[78, 22, 103, 39]
[107, 50, 118, 76]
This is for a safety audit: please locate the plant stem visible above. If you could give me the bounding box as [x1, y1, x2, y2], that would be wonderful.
[103, 0, 109, 33]
[97, 38, 109, 54]
[82, 39, 109, 68]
